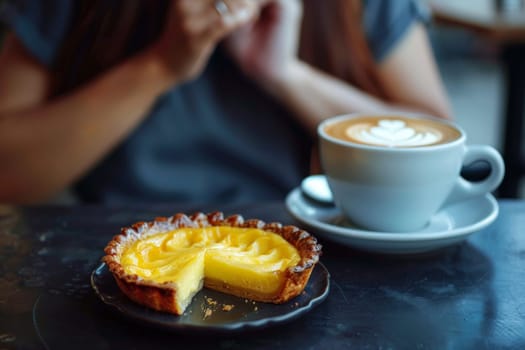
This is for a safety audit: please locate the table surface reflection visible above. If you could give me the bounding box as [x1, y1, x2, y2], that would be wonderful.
[0, 200, 524, 349]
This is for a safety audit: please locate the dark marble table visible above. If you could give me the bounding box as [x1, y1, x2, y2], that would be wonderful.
[1, 200, 524, 349]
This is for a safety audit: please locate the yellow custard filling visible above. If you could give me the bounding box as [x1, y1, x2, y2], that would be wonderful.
[120, 227, 301, 296]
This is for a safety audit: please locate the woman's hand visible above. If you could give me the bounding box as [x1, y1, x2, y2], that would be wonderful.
[151, 0, 261, 86]
[224, 0, 303, 91]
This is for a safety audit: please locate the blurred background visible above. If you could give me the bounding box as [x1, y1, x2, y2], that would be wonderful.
[430, 18, 502, 150]
[424, 0, 525, 198]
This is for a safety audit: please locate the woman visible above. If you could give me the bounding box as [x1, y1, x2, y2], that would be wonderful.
[0, 0, 450, 204]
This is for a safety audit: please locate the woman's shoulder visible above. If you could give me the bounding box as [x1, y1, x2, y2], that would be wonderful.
[0, 0, 74, 66]
[362, 0, 431, 61]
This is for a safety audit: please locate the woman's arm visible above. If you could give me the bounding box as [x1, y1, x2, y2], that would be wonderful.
[269, 23, 452, 133]
[226, 0, 451, 134]
[376, 22, 452, 119]
[0, 34, 174, 203]
[0, 0, 261, 204]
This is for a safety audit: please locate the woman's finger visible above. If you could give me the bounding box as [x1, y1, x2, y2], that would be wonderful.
[173, 0, 258, 41]
[207, 0, 261, 40]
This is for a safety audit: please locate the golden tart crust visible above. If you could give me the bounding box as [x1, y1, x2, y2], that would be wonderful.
[103, 212, 322, 315]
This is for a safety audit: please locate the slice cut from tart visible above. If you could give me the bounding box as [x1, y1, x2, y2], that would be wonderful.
[103, 212, 322, 315]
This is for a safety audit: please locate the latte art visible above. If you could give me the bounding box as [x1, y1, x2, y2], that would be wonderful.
[346, 119, 441, 147]
[323, 115, 461, 148]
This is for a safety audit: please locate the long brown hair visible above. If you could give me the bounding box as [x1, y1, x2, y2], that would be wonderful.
[301, 0, 388, 99]
[53, 0, 386, 99]
[52, 1, 166, 96]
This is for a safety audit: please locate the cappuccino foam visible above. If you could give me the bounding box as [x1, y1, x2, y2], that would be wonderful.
[324, 116, 461, 147]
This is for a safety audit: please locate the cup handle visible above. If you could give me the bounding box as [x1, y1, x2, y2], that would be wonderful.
[444, 145, 505, 205]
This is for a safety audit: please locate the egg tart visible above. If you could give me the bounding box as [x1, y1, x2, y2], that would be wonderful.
[103, 212, 322, 315]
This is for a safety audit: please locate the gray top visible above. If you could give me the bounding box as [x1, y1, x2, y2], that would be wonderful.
[0, 0, 429, 205]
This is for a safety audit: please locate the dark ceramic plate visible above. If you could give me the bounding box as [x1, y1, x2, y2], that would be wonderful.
[91, 262, 330, 333]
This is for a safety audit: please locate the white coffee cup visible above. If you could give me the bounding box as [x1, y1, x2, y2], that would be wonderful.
[318, 113, 505, 232]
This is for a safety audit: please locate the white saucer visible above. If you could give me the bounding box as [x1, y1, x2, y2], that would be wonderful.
[285, 187, 499, 254]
